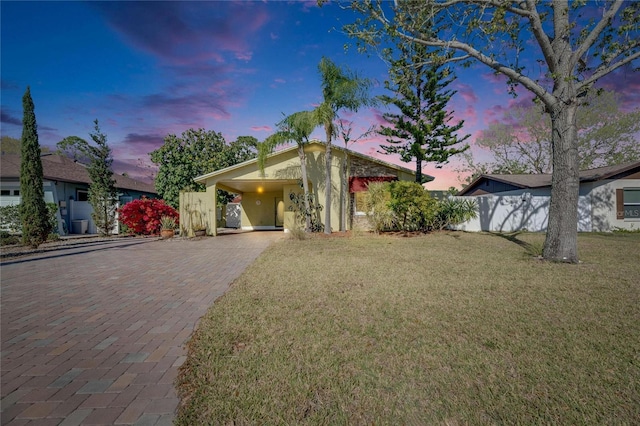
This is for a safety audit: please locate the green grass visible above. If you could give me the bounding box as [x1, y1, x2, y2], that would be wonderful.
[176, 232, 640, 425]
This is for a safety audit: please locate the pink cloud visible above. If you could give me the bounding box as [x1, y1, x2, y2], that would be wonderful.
[455, 83, 478, 104]
[251, 125, 272, 132]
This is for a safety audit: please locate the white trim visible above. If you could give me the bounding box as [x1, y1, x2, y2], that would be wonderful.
[241, 226, 281, 231]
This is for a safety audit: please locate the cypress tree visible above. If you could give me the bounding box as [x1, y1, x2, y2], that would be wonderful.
[19, 87, 50, 247]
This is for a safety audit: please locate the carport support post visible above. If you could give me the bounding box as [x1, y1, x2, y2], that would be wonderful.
[209, 183, 217, 237]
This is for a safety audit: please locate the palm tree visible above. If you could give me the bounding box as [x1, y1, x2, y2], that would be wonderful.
[316, 57, 374, 234]
[258, 110, 319, 232]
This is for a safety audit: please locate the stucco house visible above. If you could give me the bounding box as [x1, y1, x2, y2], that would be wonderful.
[455, 161, 640, 232]
[1, 153, 157, 234]
[179, 141, 427, 235]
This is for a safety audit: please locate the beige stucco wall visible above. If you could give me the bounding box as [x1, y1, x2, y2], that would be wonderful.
[197, 143, 415, 234]
[241, 191, 281, 230]
[179, 191, 216, 236]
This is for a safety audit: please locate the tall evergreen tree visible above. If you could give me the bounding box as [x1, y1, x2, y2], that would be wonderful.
[19, 86, 50, 248]
[378, 44, 469, 184]
[58, 120, 118, 236]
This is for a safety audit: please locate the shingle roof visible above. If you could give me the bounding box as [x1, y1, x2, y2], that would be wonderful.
[1, 154, 157, 194]
[458, 160, 640, 195]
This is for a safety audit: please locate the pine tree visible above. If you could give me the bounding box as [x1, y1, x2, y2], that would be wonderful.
[379, 44, 469, 184]
[19, 87, 50, 248]
[87, 121, 118, 236]
[58, 120, 117, 236]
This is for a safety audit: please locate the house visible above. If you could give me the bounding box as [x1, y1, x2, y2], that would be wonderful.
[179, 141, 426, 235]
[1, 153, 157, 234]
[455, 161, 640, 232]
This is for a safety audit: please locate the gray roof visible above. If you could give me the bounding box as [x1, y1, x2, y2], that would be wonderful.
[458, 161, 640, 195]
[1, 154, 157, 194]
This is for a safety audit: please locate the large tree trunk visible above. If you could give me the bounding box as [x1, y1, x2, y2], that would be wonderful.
[324, 125, 332, 234]
[298, 145, 312, 232]
[415, 157, 422, 184]
[543, 101, 580, 263]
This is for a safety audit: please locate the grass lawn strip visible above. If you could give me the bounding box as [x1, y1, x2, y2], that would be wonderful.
[176, 232, 640, 424]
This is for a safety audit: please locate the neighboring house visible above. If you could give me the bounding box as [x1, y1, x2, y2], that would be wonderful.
[455, 161, 640, 232]
[1, 153, 157, 234]
[179, 141, 427, 235]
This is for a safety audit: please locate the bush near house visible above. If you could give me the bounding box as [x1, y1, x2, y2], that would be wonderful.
[118, 198, 179, 235]
[365, 181, 477, 233]
[0, 203, 60, 245]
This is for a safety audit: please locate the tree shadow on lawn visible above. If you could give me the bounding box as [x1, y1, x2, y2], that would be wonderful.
[488, 231, 544, 257]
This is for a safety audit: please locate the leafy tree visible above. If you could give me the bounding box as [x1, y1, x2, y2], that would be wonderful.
[316, 57, 374, 234]
[378, 43, 469, 184]
[58, 120, 118, 236]
[1, 135, 50, 155]
[490, 91, 638, 173]
[150, 130, 256, 208]
[457, 90, 640, 182]
[342, 0, 640, 262]
[19, 87, 50, 248]
[259, 110, 320, 232]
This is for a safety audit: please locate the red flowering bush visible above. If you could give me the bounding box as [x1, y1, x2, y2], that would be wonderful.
[118, 198, 179, 235]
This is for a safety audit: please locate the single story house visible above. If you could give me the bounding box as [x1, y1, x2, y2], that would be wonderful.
[180, 141, 426, 235]
[1, 153, 157, 234]
[455, 161, 640, 232]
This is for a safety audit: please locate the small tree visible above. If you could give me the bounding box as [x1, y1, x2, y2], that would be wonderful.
[258, 111, 320, 232]
[19, 87, 50, 248]
[58, 120, 118, 236]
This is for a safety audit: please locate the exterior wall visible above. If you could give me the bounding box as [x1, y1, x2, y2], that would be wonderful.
[241, 191, 281, 230]
[198, 143, 416, 234]
[180, 191, 216, 236]
[454, 192, 551, 232]
[590, 178, 640, 231]
[456, 178, 640, 232]
[283, 183, 303, 232]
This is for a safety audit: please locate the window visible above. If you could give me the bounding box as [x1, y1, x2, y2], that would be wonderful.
[1, 190, 10, 196]
[617, 188, 640, 219]
[353, 191, 369, 215]
[13, 190, 19, 196]
[76, 190, 88, 201]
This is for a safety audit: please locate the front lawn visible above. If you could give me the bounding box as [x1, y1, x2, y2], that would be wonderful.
[176, 232, 640, 424]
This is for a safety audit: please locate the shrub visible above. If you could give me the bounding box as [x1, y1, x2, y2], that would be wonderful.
[431, 198, 478, 230]
[0, 204, 21, 233]
[388, 181, 438, 232]
[365, 182, 394, 233]
[1, 203, 59, 236]
[118, 198, 179, 235]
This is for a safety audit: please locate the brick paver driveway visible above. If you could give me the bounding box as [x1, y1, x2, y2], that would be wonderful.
[1, 231, 281, 425]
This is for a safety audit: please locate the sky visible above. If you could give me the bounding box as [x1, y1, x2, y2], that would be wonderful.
[2, 1, 639, 190]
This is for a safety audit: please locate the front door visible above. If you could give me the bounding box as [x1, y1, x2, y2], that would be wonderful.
[275, 197, 284, 227]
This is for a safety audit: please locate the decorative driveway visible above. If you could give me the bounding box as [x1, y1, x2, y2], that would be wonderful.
[1, 232, 281, 425]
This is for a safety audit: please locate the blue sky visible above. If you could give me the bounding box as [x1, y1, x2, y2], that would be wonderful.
[2, 1, 639, 189]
